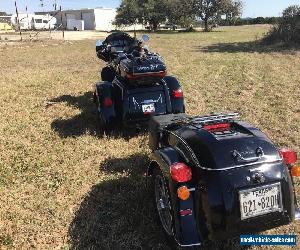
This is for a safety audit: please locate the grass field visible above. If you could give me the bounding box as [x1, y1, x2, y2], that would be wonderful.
[0, 25, 299, 249]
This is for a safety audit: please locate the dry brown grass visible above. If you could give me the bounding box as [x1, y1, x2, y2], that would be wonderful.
[0, 25, 299, 249]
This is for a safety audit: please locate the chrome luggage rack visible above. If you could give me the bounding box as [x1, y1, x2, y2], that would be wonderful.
[165, 112, 240, 131]
[191, 112, 240, 125]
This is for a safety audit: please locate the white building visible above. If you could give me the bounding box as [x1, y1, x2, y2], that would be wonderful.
[36, 8, 144, 31]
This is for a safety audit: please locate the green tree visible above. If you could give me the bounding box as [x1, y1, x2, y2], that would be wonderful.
[143, 0, 168, 30]
[166, 0, 196, 28]
[222, 0, 243, 25]
[195, 0, 242, 31]
[282, 5, 300, 18]
[114, 0, 142, 27]
[115, 0, 168, 31]
[264, 5, 300, 44]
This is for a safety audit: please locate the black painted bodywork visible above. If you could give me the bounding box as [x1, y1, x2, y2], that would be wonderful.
[94, 33, 184, 127]
[148, 113, 297, 246]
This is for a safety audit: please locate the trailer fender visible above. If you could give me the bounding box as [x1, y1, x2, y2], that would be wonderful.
[148, 147, 202, 247]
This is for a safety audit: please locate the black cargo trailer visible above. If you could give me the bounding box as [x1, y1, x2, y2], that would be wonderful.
[148, 113, 300, 247]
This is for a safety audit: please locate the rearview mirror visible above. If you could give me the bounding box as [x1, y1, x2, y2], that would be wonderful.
[141, 34, 150, 42]
[96, 40, 103, 52]
[96, 40, 103, 47]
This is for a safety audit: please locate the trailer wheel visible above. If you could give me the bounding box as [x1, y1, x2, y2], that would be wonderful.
[101, 66, 115, 82]
[153, 168, 174, 237]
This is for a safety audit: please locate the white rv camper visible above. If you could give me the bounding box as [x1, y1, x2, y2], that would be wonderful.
[11, 14, 56, 30]
[33, 15, 56, 30]
[11, 14, 34, 30]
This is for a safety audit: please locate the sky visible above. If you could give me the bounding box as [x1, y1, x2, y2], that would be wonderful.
[1, 0, 300, 17]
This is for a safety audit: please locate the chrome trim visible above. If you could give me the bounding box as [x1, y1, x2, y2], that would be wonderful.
[204, 159, 283, 171]
[178, 243, 202, 247]
[295, 206, 300, 221]
[192, 112, 240, 125]
[174, 234, 202, 247]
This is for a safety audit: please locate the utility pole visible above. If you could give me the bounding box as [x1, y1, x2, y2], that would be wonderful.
[25, 5, 31, 37]
[60, 6, 64, 39]
[14, 0, 22, 41]
[53, 0, 57, 11]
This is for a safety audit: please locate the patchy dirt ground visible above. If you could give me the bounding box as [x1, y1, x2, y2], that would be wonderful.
[0, 25, 299, 249]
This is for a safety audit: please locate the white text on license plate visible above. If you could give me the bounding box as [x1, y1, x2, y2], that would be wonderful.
[239, 183, 282, 220]
[142, 103, 155, 114]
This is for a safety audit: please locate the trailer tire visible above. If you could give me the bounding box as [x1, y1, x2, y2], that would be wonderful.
[153, 167, 175, 241]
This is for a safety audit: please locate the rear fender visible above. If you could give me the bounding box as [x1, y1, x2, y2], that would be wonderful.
[95, 82, 116, 123]
[148, 147, 202, 247]
[163, 76, 185, 113]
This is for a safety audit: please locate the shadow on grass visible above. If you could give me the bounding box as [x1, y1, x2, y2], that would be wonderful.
[196, 41, 300, 54]
[68, 153, 171, 250]
[68, 153, 248, 250]
[49, 92, 98, 138]
[49, 92, 144, 139]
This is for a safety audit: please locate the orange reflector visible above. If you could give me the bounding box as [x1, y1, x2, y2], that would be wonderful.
[291, 166, 300, 177]
[177, 186, 190, 200]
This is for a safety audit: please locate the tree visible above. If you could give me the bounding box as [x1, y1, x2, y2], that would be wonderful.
[166, 0, 196, 28]
[194, 0, 242, 31]
[282, 5, 300, 18]
[114, 0, 142, 27]
[143, 0, 168, 30]
[222, 0, 243, 25]
[115, 0, 168, 31]
[264, 5, 300, 44]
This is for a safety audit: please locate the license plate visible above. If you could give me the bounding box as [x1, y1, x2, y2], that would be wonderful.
[239, 183, 282, 220]
[142, 103, 155, 114]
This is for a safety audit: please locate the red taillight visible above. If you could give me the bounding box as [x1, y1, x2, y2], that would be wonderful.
[203, 123, 231, 131]
[103, 97, 113, 107]
[280, 148, 297, 165]
[173, 88, 183, 98]
[170, 163, 192, 182]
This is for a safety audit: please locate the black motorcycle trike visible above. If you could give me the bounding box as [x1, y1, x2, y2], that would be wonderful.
[148, 112, 300, 248]
[94, 32, 184, 130]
